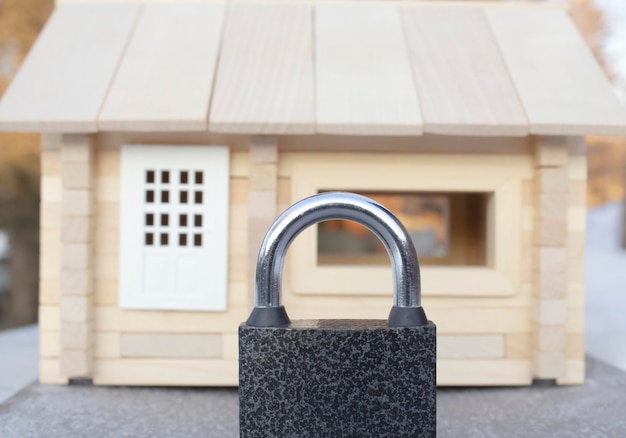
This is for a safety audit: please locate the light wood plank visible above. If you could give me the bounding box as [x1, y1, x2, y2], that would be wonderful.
[222, 333, 238, 360]
[535, 193, 568, 246]
[40, 306, 60, 331]
[60, 296, 93, 323]
[537, 167, 569, 193]
[62, 190, 95, 216]
[533, 350, 566, 379]
[209, 2, 314, 134]
[95, 333, 120, 358]
[567, 206, 587, 232]
[95, 306, 249, 333]
[120, 333, 222, 359]
[534, 136, 568, 167]
[535, 246, 568, 273]
[61, 321, 92, 349]
[402, 7, 527, 136]
[61, 216, 93, 243]
[40, 280, 61, 305]
[315, 3, 422, 135]
[533, 299, 567, 325]
[60, 348, 93, 377]
[438, 360, 531, 386]
[41, 177, 62, 203]
[557, 359, 584, 385]
[93, 359, 238, 386]
[61, 268, 92, 297]
[534, 325, 566, 352]
[39, 359, 68, 384]
[486, 8, 626, 135]
[505, 333, 531, 359]
[0, 3, 140, 132]
[40, 331, 60, 358]
[99, 2, 224, 131]
[533, 272, 567, 300]
[438, 335, 504, 359]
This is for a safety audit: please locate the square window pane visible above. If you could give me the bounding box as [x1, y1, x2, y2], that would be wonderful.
[180, 171, 188, 184]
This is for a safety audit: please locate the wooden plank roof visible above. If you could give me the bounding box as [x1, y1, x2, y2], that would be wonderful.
[0, 0, 625, 136]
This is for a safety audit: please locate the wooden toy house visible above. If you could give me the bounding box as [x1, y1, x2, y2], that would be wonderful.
[1, 1, 625, 386]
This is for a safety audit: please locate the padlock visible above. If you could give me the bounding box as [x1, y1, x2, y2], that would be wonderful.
[239, 192, 436, 437]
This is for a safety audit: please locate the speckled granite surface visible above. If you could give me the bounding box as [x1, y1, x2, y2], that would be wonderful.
[239, 319, 437, 437]
[1, 357, 625, 437]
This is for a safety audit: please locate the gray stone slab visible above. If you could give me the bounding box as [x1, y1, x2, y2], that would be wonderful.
[1, 357, 625, 437]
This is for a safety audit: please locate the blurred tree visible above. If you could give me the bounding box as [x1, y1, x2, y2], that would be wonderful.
[0, 0, 53, 328]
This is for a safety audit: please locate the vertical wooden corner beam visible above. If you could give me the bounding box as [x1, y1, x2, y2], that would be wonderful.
[532, 135, 570, 381]
[247, 136, 279, 306]
[59, 133, 96, 379]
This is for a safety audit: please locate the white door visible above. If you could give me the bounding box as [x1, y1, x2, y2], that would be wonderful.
[118, 145, 229, 311]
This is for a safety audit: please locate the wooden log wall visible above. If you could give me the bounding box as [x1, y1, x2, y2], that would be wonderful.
[38, 133, 586, 386]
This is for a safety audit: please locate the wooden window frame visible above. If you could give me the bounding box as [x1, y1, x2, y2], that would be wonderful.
[288, 154, 523, 297]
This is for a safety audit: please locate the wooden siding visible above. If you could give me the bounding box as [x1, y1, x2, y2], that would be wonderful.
[36, 132, 586, 386]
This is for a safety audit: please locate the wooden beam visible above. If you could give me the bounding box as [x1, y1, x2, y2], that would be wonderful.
[315, 3, 422, 135]
[0, 3, 140, 132]
[486, 8, 626, 135]
[99, 2, 225, 131]
[209, 3, 314, 134]
[401, 6, 527, 136]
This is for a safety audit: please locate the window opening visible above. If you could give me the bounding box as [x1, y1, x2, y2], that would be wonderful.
[317, 191, 487, 267]
[194, 234, 202, 247]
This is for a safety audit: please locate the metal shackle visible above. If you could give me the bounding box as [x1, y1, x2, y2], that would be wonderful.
[246, 192, 428, 328]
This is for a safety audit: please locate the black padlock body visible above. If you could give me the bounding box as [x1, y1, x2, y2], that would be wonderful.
[239, 319, 436, 438]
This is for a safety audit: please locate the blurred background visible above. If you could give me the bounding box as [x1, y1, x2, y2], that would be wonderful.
[0, 0, 624, 333]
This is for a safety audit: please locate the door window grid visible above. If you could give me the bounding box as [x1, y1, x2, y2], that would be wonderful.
[144, 169, 206, 248]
